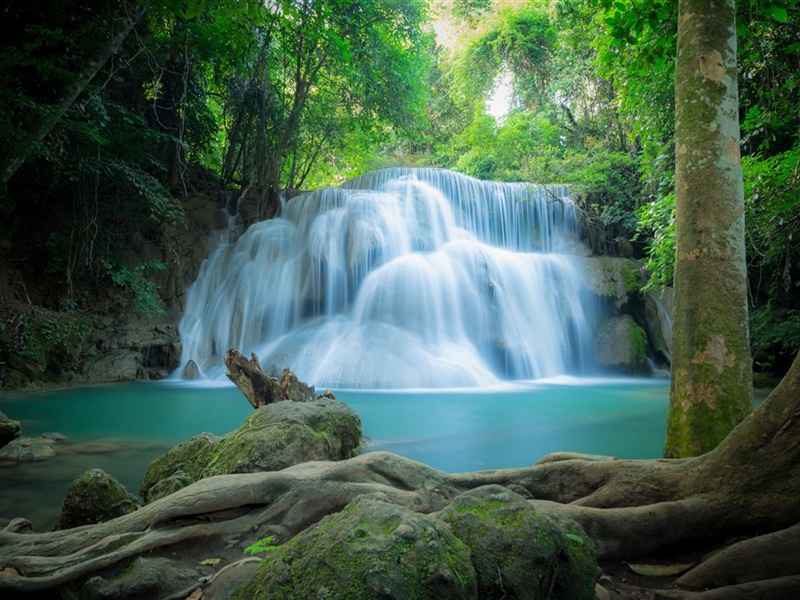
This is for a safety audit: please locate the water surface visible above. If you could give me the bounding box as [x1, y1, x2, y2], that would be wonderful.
[0, 378, 668, 528]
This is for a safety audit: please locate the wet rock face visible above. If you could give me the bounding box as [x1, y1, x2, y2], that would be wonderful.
[643, 287, 674, 363]
[182, 358, 201, 380]
[234, 496, 478, 600]
[140, 399, 362, 502]
[439, 485, 599, 600]
[0, 410, 21, 448]
[594, 315, 650, 373]
[58, 468, 140, 529]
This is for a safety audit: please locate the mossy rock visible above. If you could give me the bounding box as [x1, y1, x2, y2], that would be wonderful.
[58, 468, 140, 529]
[594, 315, 650, 373]
[439, 485, 599, 600]
[141, 400, 362, 502]
[140, 433, 219, 501]
[234, 496, 478, 600]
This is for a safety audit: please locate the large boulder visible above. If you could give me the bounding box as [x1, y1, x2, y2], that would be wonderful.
[141, 399, 362, 502]
[234, 496, 478, 600]
[439, 485, 599, 600]
[58, 468, 140, 529]
[594, 315, 649, 373]
[0, 410, 21, 448]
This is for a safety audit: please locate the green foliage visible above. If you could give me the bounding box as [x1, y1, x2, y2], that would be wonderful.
[103, 260, 167, 317]
[2, 309, 92, 377]
[451, 4, 556, 111]
[636, 194, 675, 290]
[244, 535, 279, 556]
[750, 305, 800, 373]
[742, 146, 800, 302]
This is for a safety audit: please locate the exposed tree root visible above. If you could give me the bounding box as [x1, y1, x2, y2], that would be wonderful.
[1, 353, 798, 597]
[653, 575, 800, 600]
[676, 522, 800, 589]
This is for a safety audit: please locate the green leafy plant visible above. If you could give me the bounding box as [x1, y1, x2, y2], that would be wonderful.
[636, 193, 675, 290]
[103, 260, 167, 317]
[244, 535, 279, 556]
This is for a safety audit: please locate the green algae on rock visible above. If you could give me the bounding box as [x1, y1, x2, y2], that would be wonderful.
[234, 496, 478, 600]
[140, 399, 362, 502]
[439, 485, 599, 600]
[58, 468, 140, 529]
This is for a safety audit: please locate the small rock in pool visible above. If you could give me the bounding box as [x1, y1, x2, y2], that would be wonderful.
[58, 468, 140, 529]
[0, 436, 56, 464]
[182, 359, 202, 380]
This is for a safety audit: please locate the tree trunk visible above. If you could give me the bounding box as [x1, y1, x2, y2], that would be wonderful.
[667, 0, 752, 457]
[0, 6, 146, 187]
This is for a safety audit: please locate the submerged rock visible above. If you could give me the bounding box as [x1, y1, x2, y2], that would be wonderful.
[594, 315, 649, 373]
[234, 496, 478, 600]
[141, 399, 362, 502]
[0, 410, 21, 448]
[58, 468, 140, 529]
[0, 436, 57, 463]
[439, 485, 599, 600]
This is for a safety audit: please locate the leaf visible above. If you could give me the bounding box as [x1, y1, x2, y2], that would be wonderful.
[199, 558, 222, 567]
[766, 5, 790, 22]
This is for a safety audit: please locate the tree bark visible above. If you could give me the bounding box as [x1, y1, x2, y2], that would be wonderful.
[1, 5, 146, 186]
[667, 0, 752, 457]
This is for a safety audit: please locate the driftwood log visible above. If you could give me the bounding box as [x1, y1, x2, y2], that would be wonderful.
[223, 349, 315, 409]
[0, 352, 799, 598]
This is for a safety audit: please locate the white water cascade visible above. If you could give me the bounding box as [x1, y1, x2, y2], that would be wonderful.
[178, 168, 596, 388]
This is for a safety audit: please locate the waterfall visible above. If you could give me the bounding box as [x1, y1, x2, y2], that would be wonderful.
[178, 168, 596, 388]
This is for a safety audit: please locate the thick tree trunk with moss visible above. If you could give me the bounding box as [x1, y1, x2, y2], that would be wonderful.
[667, 0, 752, 458]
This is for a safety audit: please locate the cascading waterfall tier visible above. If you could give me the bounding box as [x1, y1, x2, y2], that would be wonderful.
[178, 167, 595, 388]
